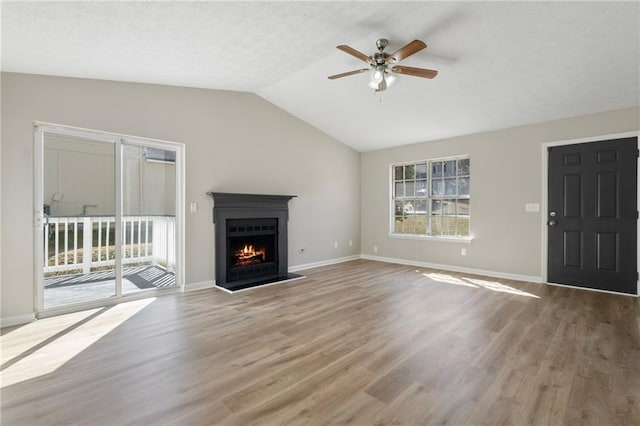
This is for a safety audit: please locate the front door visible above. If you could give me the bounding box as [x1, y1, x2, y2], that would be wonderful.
[547, 137, 637, 294]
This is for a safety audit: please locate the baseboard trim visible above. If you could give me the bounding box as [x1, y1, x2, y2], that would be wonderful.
[545, 281, 638, 297]
[1, 313, 36, 328]
[184, 280, 216, 292]
[289, 255, 361, 273]
[360, 254, 542, 284]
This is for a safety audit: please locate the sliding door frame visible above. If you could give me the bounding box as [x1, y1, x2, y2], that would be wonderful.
[33, 122, 185, 318]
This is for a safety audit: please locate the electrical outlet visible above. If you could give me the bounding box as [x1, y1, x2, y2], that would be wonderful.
[461, 248, 467, 256]
[349, 240, 353, 247]
[334, 241, 338, 249]
[373, 245, 378, 253]
[190, 202, 198, 213]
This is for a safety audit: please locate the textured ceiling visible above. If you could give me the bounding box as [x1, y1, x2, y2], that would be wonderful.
[2, 2, 639, 151]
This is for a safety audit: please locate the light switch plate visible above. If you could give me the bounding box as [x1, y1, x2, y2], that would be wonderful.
[525, 203, 540, 212]
[190, 202, 198, 213]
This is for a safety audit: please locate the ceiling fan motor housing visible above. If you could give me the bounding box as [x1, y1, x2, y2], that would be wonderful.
[372, 39, 391, 66]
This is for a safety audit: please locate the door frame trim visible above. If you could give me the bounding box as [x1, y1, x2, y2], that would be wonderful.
[541, 131, 640, 297]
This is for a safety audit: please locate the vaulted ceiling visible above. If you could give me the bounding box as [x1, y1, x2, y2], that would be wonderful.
[2, 2, 639, 151]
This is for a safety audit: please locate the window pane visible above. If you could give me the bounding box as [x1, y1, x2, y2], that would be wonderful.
[415, 199, 427, 213]
[403, 200, 415, 214]
[431, 199, 442, 215]
[457, 199, 470, 216]
[404, 164, 415, 180]
[458, 177, 470, 195]
[456, 217, 470, 236]
[416, 179, 427, 196]
[431, 161, 443, 178]
[432, 179, 444, 196]
[395, 216, 404, 233]
[394, 166, 404, 181]
[395, 182, 404, 197]
[416, 163, 427, 179]
[441, 216, 458, 235]
[431, 215, 442, 235]
[444, 178, 457, 195]
[443, 160, 456, 177]
[403, 214, 414, 233]
[405, 181, 415, 197]
[414, 214, 427, 234]
[394, 201, 403, 216]
[442, 199, 456, 215]
[457, 159, 470, 176]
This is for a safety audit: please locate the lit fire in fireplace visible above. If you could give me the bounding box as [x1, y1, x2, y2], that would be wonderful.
[232, 244, 266, 267]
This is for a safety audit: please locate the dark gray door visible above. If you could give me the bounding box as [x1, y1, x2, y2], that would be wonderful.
[547, 137, 637, 294]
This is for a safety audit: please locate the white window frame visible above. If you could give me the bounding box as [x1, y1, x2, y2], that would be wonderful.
[389, 155, 473, 242]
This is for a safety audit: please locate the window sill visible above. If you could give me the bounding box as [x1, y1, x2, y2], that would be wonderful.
[387, 233, 474, 243]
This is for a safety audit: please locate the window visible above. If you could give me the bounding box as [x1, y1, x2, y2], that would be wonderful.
[392, 157, 470, 238]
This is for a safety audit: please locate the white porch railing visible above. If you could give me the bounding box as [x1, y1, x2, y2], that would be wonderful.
[43, 215, 175, 275]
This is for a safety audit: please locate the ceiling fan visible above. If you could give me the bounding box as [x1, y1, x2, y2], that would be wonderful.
[328, 38, 438, 92]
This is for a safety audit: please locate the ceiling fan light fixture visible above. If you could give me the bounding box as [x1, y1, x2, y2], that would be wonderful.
[368, 69, 396, 91]
[368, 69, 383, 89]
[385, 73, 397, 87]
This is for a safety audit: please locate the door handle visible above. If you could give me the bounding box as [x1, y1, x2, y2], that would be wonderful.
[36, 211, 48, 228]
[547, 220, 557, 226]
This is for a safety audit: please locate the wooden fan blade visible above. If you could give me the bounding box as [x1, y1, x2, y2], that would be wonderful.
[328, 69, 369, 80]
[391, 65, 438, 79]
[388, 39, 427, 62]
[337, 45, 371, 63]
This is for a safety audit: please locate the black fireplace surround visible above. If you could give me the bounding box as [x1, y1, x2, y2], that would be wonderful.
[207, 192, 299, 291]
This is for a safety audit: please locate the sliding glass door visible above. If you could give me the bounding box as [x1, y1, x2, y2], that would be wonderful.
[41, 133, 118, 308]
[35, 124, 183, 315]
[121, 143, 176, 295]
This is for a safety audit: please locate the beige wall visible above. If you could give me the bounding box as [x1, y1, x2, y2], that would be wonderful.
[2, 71, 637, 323]
[361, 107, 639, 280]
[1, 72, 361, 320]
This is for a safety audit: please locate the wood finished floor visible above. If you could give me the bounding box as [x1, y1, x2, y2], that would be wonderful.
[1, 259, 639, 425]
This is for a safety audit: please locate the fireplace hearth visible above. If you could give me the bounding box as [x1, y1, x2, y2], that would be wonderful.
[207, 192, 301, 291]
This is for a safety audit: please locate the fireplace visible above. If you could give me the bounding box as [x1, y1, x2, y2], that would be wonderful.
[227, 218, 277, 281]
[207, 192, 300, 291]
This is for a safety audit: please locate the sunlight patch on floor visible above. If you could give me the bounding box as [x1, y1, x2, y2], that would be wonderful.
[423, 272, 478, 288]
[0, 298, 155, 388]
[423, 272, 539, 298]
[464, 277, 539, 298]
[1, 308, 100, 365]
